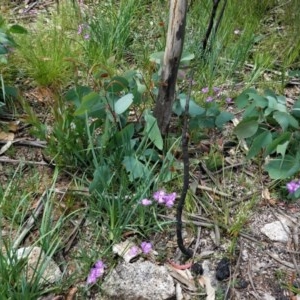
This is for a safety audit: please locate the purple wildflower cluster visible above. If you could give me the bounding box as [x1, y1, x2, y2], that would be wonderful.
[201, 86, 232, 104]
[140, 190, 177, 208]
[287, 180, 300, 194]
[87, 260, 106, 285]
[130, 242, 153, 255]
[77, 23, 90, 40]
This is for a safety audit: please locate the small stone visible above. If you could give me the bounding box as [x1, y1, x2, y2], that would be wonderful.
[262, 292, 276, 300]
[102, 261, 175, 300]
[216, 257, 230, 281]
[14, 246, 62, 285]
[260, 220, 290, 243]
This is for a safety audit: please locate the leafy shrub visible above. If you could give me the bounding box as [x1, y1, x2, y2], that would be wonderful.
[234, 88, 300, 179]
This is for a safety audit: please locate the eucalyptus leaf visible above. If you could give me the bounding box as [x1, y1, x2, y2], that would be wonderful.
[149, 51, 164, 64]
[215, 111, 234, 128]
[264, 132, 291, 157]
[273, 111, 299, 131]
[144, 112, 163, 150]
[123, 156, 150, 181]
[247, 131, 272, 159]
[114, 93, 133, 114]
[264, 155, 300, 179]
[233, 118, 259, 139]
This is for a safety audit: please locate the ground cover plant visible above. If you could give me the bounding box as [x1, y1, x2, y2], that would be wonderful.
[0, 0, 300, 299]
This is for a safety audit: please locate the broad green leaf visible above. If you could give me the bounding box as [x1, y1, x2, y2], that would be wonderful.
[235, 88, 257, 108]
[264, 132, 291, 157]
[0, 45, 7, 55]
[9, 24, 27, 34]
[74, 92, 102, 116]
[215, 111, 234, 128]
[264, 155, 300, 179]
[180, 52, 195, 63]
[89, 165, 112, 193]
[273, 111, 299, 131]
[123, 156, 150, 181]
[247, 131, 272, 159]
[233, 118, 259, 139]
[114, 93, 133, 114]
[144, 112, 163, 150]
[265, 95, 287, 115]
[276, 141, 289, 158]
[243, 102, 259, 118]
[291, 100, 300, 118]
[178, 95, 205, 116]
[149, 51, 164, 64]
[248, 93, 268, 108]
[106, 76, 129, 93]
[65, 85, 92, 107]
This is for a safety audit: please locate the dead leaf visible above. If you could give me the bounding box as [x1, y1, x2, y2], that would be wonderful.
[0, 131, 14, 141]
[198, 275, 216, 300]
[66, 287, 78, 300]
[0, 141, 13, 155]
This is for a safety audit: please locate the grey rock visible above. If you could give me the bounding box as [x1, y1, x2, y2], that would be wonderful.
[102, 260, 175, 300]
[261, 292, 276, 300]
[260, 220, 290, 243]
[14, 246, 62, 285]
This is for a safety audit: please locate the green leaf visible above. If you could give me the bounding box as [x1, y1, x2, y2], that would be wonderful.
[65, 85, 92, 107]
[235, 88, 257, 108]
[9, 24, 27, 34]
[149, 51, 164, 64]
[291, 100, 300, 118]
[264, 155, 300, 179]
[106, 76, 129, 93]
[0, 44, 8, 55]
[144, 111, 163, 150]
[248, 92, 268, 108]
[123, 156, 150, 181]
[180, 52, 195, 63]
[264, 95, 287, 116]
[233, 118, 259, 139]
[89, 165, 112, 193]
[273, 111, 299, 131]
[215, 111, 234, 128]
[247, 131, 272, 159]
[74, 92, 102, 116]
[264, 132, 291, 157]
[114, 93, 133, 114]
[276, 141, 289, 158]
[178, 94, 205, 116]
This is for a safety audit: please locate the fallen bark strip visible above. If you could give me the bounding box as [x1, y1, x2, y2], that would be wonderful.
[0, 157, 50, 166]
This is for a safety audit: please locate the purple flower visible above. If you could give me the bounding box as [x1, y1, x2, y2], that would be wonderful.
[206, 96, 214, 102]
[225, 97, 232, 103]
[201, 87, 209, 93]
[153, 190, 166, 204]
[213, 87, 220, 93]
[287, 180, 300, 194]
[77, 24, 83, 35]
[153, 190, 177, 207]
[84, 33, 90, 40]
[163, 192, 177, 208]
[87, 260, 105, 285]
[141, 242, 152, 254]
[140, 198, 152, 206]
